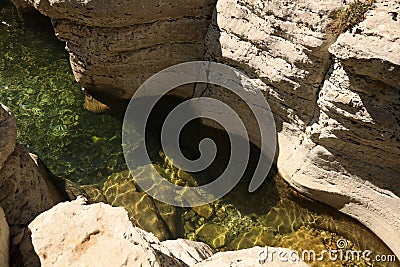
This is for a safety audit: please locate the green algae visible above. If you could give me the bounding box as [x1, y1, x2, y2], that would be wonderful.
[0, 1, 126, 185]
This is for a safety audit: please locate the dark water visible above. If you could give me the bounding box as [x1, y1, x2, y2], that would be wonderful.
[0, 2, 398, 266]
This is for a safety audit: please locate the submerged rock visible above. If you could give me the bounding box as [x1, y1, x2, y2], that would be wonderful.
[228, 226, 278, 251]
[102, 169, 184, 241]
[196, 224, 229, 249]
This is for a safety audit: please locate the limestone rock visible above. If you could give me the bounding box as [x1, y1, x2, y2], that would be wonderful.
[0, 207, 9, 267]
[162, 239, 214, 266]
[0, 104, 68, 266]
[329, 0, 400, 88]
[203, 0, 400, 258]
[286, 1, 400, 257]
[26, 0, 217, 110]
[204, 0, 341, 134]
[194, 246, 309, 267]
[9, 0, 400, 260]
[28, 198, 185, 267]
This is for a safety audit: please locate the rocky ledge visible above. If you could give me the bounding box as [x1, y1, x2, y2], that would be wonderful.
[29, 197, 309, 267]
[9, 0, 400, 260]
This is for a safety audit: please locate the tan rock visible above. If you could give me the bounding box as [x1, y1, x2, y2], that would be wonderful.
[329, 0, 400, 88]
[0, 104, 16, 170]
[0, 207, 9, 267]
[29, 198, 184, 267]
[9, 0, 400, 260]
[203, 0, 400, 258]
[0, 104, 67, 266]
[162, 239, 214, 266]
[26, 0, 217, 111]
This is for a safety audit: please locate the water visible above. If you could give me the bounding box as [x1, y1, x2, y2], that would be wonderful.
[0, 1, 126, 185]
[1, 2, 397, 266]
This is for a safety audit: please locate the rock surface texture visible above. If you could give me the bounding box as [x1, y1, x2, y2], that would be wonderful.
[29, 199, 309, 267]
[29, 197, 184, 267]
[204, 0, 400, 258]
[25, 0, 217, 111]
[0, 104, 67, 266]
[162, 239, 214, 266]
[0, 207, 9, 267]
[15, 0, 400, 259]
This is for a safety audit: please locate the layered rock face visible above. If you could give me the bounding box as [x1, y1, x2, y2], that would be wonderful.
[23, 0, 216, 111]
[12, 0, 400, 259]
[202, 0, 400, 258]
[0, 104, 67, 266]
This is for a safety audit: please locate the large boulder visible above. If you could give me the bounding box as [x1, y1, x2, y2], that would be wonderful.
[0, 104, 67, 266]
[29, 197, 213, 267]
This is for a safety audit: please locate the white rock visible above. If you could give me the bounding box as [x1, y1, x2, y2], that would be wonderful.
[28, 199, 184, 267]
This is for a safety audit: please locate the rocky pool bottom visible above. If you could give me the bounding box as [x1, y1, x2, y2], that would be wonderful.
[0, 1, 397, 266]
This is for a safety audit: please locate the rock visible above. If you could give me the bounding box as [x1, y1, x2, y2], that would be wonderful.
[26, 0, 217, 111]
[162, 239, 214, 266]
[10, 0, 400, 259]
[194, 246, 309, 267]
[102, 170, 173, 241]
[0, 104, 68, 266]
[228, 226, 278, 251]
[329, 0, 400, 88]
[0, 146, 61, 226]
[196, 224, 229, 249]
[28, 199, 188, 267]
[285, 1, 400, 257]
[192, 204, 214, 219]
[0, 207, 9, 267]
[203, 0, 400, 258]
[0, 104, 16, 170]
[204, 0, 340, 134]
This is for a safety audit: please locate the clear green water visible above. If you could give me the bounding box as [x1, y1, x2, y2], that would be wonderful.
[1, 2, 397, 266]
[0, 1, 126, 185]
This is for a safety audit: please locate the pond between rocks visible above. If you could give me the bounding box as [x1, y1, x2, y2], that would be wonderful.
[0, 2, 397, 266]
